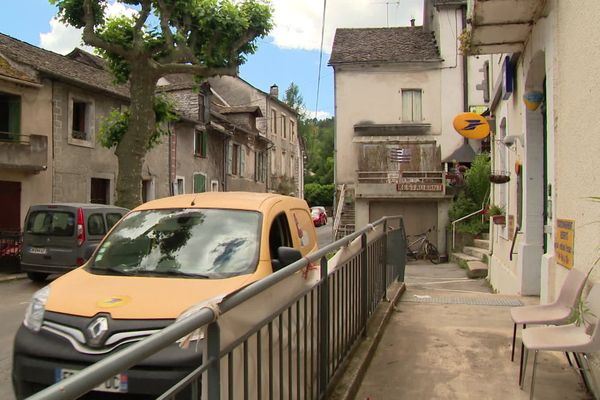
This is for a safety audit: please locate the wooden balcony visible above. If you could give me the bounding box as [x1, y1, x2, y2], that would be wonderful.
[0, 133, 48, 172]
[356, 170, 449, 199]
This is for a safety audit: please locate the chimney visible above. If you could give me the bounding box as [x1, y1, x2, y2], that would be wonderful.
[410, 18, 415, 27]
[270, 84, 279, 98]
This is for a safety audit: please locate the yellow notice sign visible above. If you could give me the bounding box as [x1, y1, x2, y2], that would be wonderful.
[555, 219, 575, 269]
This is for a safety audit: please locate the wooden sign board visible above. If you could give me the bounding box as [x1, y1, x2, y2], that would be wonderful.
[555, 219, 575, 269]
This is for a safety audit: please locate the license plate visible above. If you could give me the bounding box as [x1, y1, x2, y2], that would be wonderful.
[56, 368, 128, 393]
[29, 247, 47, 255]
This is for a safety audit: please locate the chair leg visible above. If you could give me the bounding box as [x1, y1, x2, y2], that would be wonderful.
[511, 323, 517, 362]
[574, 353, 592, 393]
[518, 323, 526, 384]
[530, 350, 538, 400]
[520, 346, 529, 389]
[565, 352, 573, 367]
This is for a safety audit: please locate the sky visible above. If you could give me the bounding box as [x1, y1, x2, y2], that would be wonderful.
[0, 0, 423, 119]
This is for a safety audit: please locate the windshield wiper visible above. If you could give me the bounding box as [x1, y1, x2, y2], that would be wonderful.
[129, 269, 210, 279]
[89, 265, 136, 276]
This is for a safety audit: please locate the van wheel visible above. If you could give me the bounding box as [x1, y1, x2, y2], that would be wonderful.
[27, 272, 48, 282]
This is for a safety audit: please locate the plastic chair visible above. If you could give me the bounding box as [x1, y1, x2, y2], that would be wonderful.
[520, 283, 600, 399]
[510, 268, 587, 382]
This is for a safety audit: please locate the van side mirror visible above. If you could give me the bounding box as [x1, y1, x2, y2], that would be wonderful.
[276, 247, 303, 271]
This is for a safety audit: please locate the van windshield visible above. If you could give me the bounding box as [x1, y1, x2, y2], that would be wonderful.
[25, 211, 75, 236]
[89, 209, 261, 279]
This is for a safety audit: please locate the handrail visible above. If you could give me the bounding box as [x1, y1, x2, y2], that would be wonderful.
[450, 188, 490, 251]
[27, 214, 405, 400]
[333, 183, 346, 238]
[509, 224, 521, 261]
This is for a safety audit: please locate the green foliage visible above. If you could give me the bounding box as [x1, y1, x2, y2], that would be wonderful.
[464, 153, 491, 206]
[302, 118, 334, 185]
[304, 183, 334, 207]
[283, 82, 304, 115]
[98, 95, 177, 149]
[448, 192, 486, 234]
[50, 0, 106, 29]
[487, 204, 504, 216]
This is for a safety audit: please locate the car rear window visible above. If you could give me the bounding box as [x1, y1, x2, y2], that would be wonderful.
[89, 208, 261, 279]
[26, 211, 75, 236]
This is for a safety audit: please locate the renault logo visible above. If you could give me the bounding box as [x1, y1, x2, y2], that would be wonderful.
[86, 316, 109, 348]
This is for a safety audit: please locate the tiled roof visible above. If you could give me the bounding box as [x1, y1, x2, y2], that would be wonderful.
[0, 33, 129, 98]
[329, 27, 441, 65]
[0, 54, 38, 84]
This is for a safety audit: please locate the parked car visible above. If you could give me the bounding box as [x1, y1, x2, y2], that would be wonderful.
[20, 203, 129, 282]
[12, 192, 319, 399]
[311, 206, 327, 227]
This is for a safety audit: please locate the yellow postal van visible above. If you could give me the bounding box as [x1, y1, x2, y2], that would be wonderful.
[12, 192, 318, 398]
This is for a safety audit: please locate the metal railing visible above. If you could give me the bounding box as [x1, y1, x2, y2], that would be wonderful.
[28, 216, 406, 400]
[0, 231, 22, 270]
[451, 189, 490, 250]
[0, 132, 29, 144]
[332, 183, 346, 238]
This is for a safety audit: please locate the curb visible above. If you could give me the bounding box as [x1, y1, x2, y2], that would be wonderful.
[329, 280, 407, 400]
[0, 273, 27, 283]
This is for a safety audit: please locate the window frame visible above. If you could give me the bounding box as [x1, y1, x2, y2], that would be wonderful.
[401, 89, 423, 122]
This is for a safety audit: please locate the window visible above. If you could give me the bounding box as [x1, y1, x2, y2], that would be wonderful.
[290, 155, 294, 178]
[211, 180, 219, 192]
[402, 89, 422, 122]
[228, 143, 245, 176]
[281, 151, 286, 175]
[87, 214, 106, 236]
[269, 212, 293, 271]
[90, 178, 110, 204]
[282, 114, 287, 139]
[272, 110, 278, 134]
[290, 121, 295, 142]
[194, 129, 207, 157]
[69, 94, 95, 143]
[232, 144, 240, 175]
[0, 93, 21, 138]
[255, 151, 266, 182]
[142, 178, 155, 203]
[176, 177, 185, 195]
[26, 211, 74, 236]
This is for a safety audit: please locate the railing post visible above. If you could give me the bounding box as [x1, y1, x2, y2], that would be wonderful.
[361, 233, 368, 337]
[207, 321, 221, 400]
[382, 220, 388, 300]
[319, 256, 329, 397]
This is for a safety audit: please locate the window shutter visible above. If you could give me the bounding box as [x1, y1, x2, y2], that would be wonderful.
[194, 174, 206, 193]
[226, 142, 233, 174]
[202, 130, 208, 157]
[254, 152, 259, 181]
[240, 146, 246, 177]
[8, 96, 21, 135]
[413, 90, 422, 121]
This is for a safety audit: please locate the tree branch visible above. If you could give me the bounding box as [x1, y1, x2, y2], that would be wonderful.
[157, 0, 174, 50]
[81, 0, 129, 58]
[133, 0, 152, 36]
[155, 62, 238, 78]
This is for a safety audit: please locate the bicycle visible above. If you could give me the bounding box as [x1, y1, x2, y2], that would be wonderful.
[405, 228, 441, 264]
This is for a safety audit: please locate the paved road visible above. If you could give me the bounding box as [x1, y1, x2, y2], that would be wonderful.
[316, 219, 333, 248]
[0, 277, 44, 400]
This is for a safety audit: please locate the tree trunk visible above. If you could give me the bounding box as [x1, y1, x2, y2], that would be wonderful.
[115, 71, 158, 209]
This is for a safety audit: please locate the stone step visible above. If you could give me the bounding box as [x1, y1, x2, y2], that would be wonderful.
[466, 260, 489, 279]
[450, 252, 480, 264]
[473, 239, 490, 250]
[463, 246, 490, 260]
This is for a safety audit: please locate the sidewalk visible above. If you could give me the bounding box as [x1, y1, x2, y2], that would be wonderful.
[354, 261, 593, 400]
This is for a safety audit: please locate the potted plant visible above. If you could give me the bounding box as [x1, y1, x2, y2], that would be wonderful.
[487, 204, 506, 225]
[489, 171, 511, 184]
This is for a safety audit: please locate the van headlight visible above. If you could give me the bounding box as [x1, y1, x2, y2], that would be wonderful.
[24, 286, 50, 332]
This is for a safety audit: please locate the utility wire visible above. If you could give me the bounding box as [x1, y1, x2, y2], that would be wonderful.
[314, 0, 327, 120]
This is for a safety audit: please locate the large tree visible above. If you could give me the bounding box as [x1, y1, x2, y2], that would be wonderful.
[51, 0, 273, 209]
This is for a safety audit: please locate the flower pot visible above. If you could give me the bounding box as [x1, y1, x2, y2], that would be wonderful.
[492, 215, 506, 225]
[490, 174, 510, 184]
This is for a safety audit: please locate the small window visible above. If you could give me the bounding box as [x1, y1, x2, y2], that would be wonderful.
[211, 180, 219, 192]
[290, 121, 295, 142]
[282, 115, 287, 139]
[88, 214, 106, 236]
[401, 89, 422, 122]
[91, 178, 110, 205]
[232, 144, 240, 175]
[194, 129, 207, 157]
[72, 101, 88, 140]
[0, 93, 21, 138]
[106, 213, 124, 230]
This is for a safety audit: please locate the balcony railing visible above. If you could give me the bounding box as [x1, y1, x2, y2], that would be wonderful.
[0, 132, 48, 172]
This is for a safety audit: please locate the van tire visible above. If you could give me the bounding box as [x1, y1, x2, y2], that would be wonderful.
[26, 272, 48, 282]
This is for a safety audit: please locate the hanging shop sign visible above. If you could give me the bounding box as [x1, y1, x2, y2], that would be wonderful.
[452, 112, 490, 139]
[555, 219, 575, 269]
[523, 91, 544, 111]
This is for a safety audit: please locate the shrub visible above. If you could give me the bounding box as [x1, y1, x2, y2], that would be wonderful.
[304, 183, 334, 207]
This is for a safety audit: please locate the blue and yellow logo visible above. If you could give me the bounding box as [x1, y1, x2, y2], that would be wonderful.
[453, 112, 490, 139]
[97, 296, 131, 308]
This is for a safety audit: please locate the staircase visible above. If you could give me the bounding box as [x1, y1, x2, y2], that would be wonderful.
[450, 233, 490, 278]
[333, 184, 356, 240]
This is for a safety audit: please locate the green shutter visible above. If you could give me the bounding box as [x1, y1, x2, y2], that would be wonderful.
[240, 146, 246, 177]
[226, 142, 233, 174]
[8, 96, 21, 136]
[194, 174, 206, 193]
[202, 130, 208, 157]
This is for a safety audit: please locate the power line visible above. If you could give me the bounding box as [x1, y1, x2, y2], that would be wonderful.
[314, 0, 328, 120]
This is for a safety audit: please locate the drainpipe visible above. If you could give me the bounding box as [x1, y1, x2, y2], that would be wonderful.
[461, 5, 469, 146]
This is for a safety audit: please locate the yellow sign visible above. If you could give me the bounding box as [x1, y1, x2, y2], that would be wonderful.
[555, 219, 575, 269]
[97, 296, 131, 308]
[452, 112, 490, 139]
